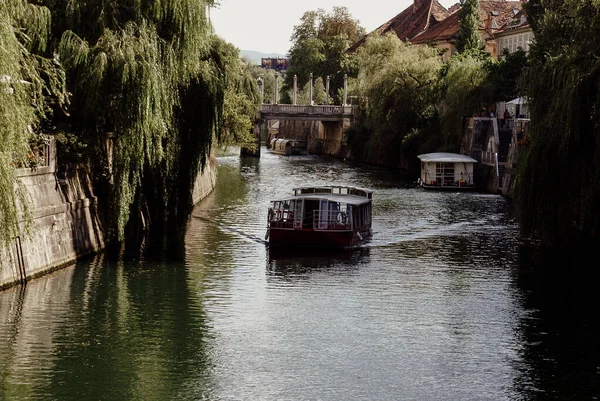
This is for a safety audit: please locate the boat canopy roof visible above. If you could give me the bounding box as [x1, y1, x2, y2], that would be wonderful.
[417, 152, 477, 163]
[272, 186, 373, 206]
[270, 138, 305, 146]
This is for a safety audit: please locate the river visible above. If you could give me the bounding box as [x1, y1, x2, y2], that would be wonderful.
[1, 148, 598, 400]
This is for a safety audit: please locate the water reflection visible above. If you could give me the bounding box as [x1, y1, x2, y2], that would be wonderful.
[1, 148, 600, 400]
[512, 246, 600, 400]
[0, 255, 216, 401]
[266, 247, 370, 277]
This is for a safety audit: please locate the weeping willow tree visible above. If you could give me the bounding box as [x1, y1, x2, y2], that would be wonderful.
[515, 0, 600, 248]
[350, 33, 442, 166]
[439, 54, 488, 150]
[0, 0, 67, 248]
[219, 43, 260, 152]
[45, 0, 232, 251]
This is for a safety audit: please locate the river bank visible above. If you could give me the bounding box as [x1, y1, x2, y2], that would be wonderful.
[0, 140, 217, 291]
[2, 150, 597, 399]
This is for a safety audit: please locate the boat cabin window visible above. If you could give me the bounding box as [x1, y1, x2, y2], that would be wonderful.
[436, 162, 455, 186]
[303, 200, 319, 227]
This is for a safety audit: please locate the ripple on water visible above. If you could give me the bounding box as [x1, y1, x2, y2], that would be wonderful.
[3, 149, 598, 400]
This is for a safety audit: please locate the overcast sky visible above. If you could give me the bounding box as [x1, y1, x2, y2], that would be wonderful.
[210, 0, 459, 55]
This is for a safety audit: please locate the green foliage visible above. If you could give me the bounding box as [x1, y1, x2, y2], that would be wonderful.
[352, 33, 443, 166]
[46, 0, 225, 246]
[284, 6, 365, 104]
[0, 0, 66, 247]
[1, 0, 259, 254]
[483, 49, 528, 103]
[220, 50, 260, 151]
[246, 65, 281, 104]
[291, 76, 326, 105]
[456, 0, 483, 54]
[55, 131, 87, 163]
[515, 0, 600, 247]
[440, 54, 488, 149]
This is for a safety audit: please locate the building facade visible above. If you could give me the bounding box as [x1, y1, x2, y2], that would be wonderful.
[494, 11, 533, 58]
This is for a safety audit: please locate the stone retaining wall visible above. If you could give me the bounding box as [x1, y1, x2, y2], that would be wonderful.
[1, 143, 217, 291]
[0, 138, 104, 290]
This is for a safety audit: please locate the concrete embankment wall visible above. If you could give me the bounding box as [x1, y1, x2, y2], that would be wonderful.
[0, 140, 104, 290]
[0, 144, 217, 291]
[270, 119, 351, 158]
[192, 156, 217, 206]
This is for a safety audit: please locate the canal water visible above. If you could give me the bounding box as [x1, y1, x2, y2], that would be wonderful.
[1, 149, 599, 400]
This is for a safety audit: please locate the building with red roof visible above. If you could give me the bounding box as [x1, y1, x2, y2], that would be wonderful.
[349, 0, 528, 60]
[347, 0, 450, 53]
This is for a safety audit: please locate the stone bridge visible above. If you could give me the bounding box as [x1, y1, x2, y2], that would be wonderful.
[243, 73, 356, 158]
[259, 104, 355, 121]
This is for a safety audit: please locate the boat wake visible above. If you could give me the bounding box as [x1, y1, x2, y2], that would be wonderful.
[368, 218, 502, 248]
[192, 214, 268, 245]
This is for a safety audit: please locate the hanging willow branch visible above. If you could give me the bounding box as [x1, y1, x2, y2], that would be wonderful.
[53, 0, 231, 245]
[516, 0, 600, 247]
[0, 0, 59, 248]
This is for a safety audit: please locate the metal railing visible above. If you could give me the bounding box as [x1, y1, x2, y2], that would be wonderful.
[268, 208, 351, 230]
[269, 209, 297, 228]
[481, 150, 496, 166]
[260, 104, 355, 116]
[312, 210, 350, 230]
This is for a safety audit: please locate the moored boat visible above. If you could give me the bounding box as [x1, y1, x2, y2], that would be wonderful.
[269, 138, 307, 155]
[417, 152, 477, 190]
[266, 186, 373, 248]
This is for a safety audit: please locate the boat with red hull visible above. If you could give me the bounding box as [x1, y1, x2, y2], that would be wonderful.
[266, 186, 373, 248]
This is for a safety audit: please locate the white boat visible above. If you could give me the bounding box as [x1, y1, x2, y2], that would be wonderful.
[266, 186, 373, 248]
[417, 152, 477, 189]
[269, 138, 307, 155]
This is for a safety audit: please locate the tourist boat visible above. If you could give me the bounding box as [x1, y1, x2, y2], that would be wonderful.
[417, 152, 477, 190]
[269, 138, 307, 155]
[266, 186, 373, 248]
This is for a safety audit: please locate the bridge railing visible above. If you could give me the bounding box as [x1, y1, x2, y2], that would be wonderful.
[260, 104, 355, 116]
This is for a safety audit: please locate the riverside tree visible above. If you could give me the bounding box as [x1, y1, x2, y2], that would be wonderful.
[1, 0, 258, 256]
[455, 0, 483, 54]
[349, 33, 443, 167]
[48, 0, 230, 252]
[219, 40, 261, 152]
[439, 54, 488, 149]
[283, 6, 365, 104]
[515, 0, 600, 248]
[0, 0, 67, 248]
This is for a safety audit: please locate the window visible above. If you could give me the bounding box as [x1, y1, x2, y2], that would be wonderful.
[436, 162, 455, 186]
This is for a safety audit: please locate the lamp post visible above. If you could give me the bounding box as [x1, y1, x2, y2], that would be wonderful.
[256, 77, 264, 104]
[309, 72, 313, 105]
[274, 73, 278, 105]
[343, 73, 348, 106]
[293, 74, 297, 105]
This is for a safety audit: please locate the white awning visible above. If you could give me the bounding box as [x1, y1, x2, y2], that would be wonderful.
[506, 96, 527, 105]
[417, 152, 477, 163]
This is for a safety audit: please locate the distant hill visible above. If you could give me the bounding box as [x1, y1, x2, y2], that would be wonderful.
[240, 50, 286, 65]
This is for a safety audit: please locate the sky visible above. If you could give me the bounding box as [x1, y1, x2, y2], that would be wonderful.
[210, 0, 459, 55]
